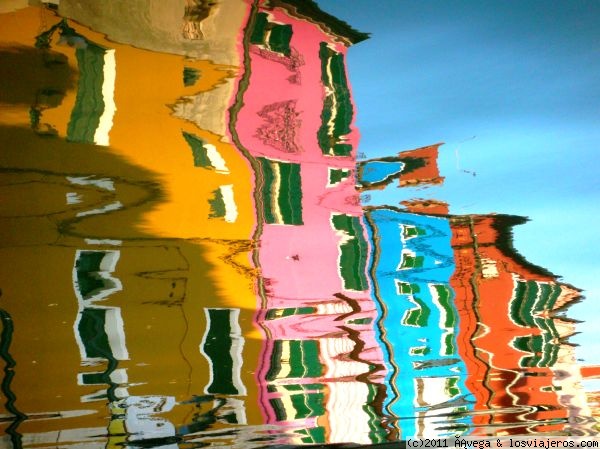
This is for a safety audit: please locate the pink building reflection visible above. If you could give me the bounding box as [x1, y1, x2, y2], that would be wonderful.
[231, 1, 388, 444]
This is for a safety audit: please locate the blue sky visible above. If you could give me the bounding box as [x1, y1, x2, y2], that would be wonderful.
[319, 1, 600, 362]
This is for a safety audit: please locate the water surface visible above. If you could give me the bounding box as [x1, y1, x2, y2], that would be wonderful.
[0, 1, 598, 447]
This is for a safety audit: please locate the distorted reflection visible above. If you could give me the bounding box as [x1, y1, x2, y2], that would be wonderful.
[0, 1, 597, 448]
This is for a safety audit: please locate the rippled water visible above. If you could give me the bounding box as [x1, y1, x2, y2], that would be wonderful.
[0, 1, 598, 448]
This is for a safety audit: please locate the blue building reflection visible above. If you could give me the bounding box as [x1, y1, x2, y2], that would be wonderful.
[365, 207, 473, 437]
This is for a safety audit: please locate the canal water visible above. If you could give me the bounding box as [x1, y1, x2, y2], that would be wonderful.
[0, 1, 598, 448]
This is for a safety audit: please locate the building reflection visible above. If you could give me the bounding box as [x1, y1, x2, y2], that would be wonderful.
[361, 145, 471, 438]
[450, 213, 583, 435]
[0, 3, 259, 447]
[364, 206, 471, 438]
[0, 1, 598, 447]
[233, 1, 386, 445]
[359, 143, 596, 437]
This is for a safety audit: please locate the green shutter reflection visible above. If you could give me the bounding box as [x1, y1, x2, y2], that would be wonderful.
[446, 377, 461, 398]
[365, 383, 387, 443]
[74, 251, 120, 301]
[514, 335, 544, 367]
[535, 283, 562, 313]
[80, 371, 105, 385]
[250, 13, 269, 45]
[67, 42, 108, 143]
[258, 157, 303, 225]
[511, 280, 539, 327]
[411, 345, 431, 356]
[399, 253, 424, 269]
[291, 387, 324, 419]
[332, 214, 368, 291]
[201, 309, 245, 395]
[534, 314, 560, 368]
[318, 42, 353, 157]
[443, 332, 456, 356]
[182, 131, 212, 168]
[203, 309, 236, 394]
[269, 24, 292, 56]
[266, 340, 322, 381]
[509, 281, 562, 367]
[402, 296, 431, 327]
[269, 397, 287, 422]
[265, 307, 316, 320]
[403, 225, 426, 239]
[250, 12, 292, 56]
[208, 187, 226, 219]
[434, 284, 457, 328]
[299, 426, 326, 444]
[514, 331, 559, 368]
[269, 384, 325, 422]
[397, 281, 420, 294]
[75, 251, 107, 300]
[78, 308, 113, 360]
[328, 168, 351, 185]
[183, 67, 200, 87]
[0, 309, 26, 448]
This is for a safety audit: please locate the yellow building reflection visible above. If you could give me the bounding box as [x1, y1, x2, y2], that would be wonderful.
[0, 4, 262, 445]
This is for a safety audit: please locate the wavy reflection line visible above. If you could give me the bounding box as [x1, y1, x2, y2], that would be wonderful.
[225, 1, 281, 426]
[0, 306, 25, 449]
[462, 215, 497, 419]
[362, 210, 400, 442]
[0, 166, 163, 243]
